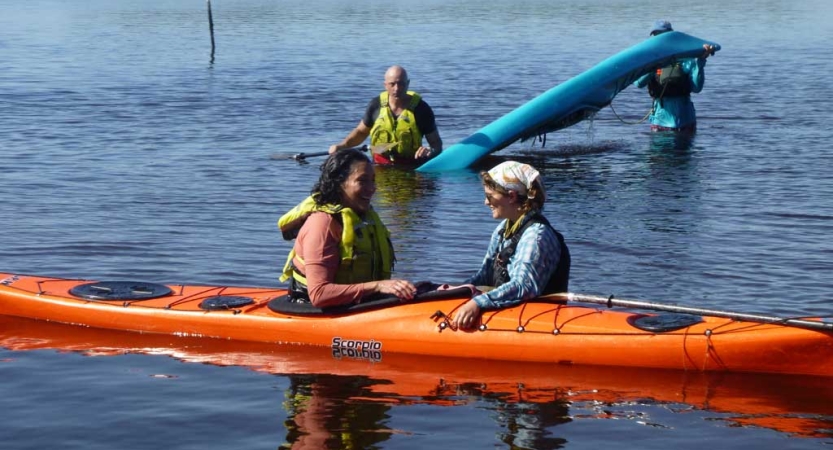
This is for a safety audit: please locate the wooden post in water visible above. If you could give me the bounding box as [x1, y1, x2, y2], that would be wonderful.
[207, 0, 216, 62]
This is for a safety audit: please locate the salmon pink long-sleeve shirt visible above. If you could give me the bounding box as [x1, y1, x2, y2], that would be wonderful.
[292, 212, 372, 307]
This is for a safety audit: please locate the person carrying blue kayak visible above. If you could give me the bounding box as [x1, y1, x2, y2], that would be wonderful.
[634, 20, 716, 133]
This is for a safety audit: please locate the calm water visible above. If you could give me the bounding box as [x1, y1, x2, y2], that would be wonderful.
[2, 0, 833, 448]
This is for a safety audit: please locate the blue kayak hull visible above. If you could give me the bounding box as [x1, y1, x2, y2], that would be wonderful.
[417, 31, 720, 172]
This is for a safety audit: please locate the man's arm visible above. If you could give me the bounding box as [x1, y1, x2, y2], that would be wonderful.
[329, 121, 371, 154]
[425, 130, 442, 152]
[415, 101, 443, 159]
[415, 129, 443, 160]
[329, 98, 379, 154]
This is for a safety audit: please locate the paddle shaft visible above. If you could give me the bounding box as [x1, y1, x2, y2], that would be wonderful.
[270, 145, 368, 161]
[296, 145, 368, 160]
[543, 293, 833, 333]
[292, 150, 330, 160]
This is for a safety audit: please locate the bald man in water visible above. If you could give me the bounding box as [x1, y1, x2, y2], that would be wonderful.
[329, 65, 443, 164]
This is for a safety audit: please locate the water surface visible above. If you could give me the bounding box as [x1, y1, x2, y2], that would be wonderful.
[2, 0, 832, 447]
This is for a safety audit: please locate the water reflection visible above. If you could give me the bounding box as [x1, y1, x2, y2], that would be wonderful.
[280, 374, 392, 449]
[641, 131, 701, 237]
[274, 365, 833, 449]
[451, 382, 572, 450]
[648, 130, 695, 153]
[374, 164, 440, 226]
[473, 141, 625, 173]
[277, 372, 575, 450]
[372, 164, 442, 270]
[646, 130, 695, 174]
[2, 315, 832, 445]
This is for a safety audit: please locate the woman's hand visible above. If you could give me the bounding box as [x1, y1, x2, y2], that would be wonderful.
[452, 300, 481, 330]
[374, 279, 417, 300]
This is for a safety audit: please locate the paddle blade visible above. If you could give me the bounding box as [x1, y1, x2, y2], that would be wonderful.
[369, 143, 396, 155]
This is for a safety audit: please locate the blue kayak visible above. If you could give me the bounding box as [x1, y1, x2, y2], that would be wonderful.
[417, 31, 721, 172]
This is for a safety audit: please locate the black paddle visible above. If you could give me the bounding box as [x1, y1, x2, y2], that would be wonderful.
[270, 143, 399, 162]
[543, 293, 833, 332]
[270, 145, 368, 162]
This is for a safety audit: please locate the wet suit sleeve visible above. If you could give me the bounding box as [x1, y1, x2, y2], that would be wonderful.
[361, 97, 382, 128]
[413, 100, 438, 136]
[684, 57, 706, 94]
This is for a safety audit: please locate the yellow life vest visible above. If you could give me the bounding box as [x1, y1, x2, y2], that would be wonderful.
[278, 196, 394, 285]
[369, 91, 423, 160]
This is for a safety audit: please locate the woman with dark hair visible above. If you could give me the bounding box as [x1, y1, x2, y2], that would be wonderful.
[278, 148, 416, 308]
[453, 161, 570, 330]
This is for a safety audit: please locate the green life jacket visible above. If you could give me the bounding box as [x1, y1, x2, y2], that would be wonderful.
[647, 62, 691, 100]
[369, 91, 423, 161]
[278, 196, 394, 286]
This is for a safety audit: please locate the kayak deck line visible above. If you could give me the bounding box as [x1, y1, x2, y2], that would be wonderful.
[1, 272, 831, 377]
[9, 276, 804, 336]
[561, 293, 833, 333]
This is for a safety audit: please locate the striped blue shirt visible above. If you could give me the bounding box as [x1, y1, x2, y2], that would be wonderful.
[464, 216, 563, 310]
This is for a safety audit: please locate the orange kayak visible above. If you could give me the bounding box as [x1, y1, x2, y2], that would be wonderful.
[1, 272, 831, 377]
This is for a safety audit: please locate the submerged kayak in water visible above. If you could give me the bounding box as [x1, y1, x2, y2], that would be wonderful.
[0, 272, 830, 377]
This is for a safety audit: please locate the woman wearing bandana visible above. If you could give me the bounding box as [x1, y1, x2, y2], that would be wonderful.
[453, 161, 571, 330]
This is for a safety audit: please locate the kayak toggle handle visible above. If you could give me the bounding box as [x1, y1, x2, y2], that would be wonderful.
[431, 310, 458, 332]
